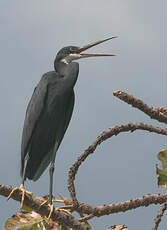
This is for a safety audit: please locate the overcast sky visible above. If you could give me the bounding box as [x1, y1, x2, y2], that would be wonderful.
[1, 1, 167, 229]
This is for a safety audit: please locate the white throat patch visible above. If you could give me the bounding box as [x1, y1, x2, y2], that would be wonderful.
[61, 53, 81, 65]
[61, 58, 69, 65]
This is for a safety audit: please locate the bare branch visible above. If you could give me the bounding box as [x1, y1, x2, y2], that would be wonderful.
[68, 123, 167, 205]
[2, 184, 167, 221]
[58, 193, 167, 218]
[113, 91, 167, 125]
[152, 202, 167, 230]
[75, 193, 167, 217]
[3, 183, 167, 229]
[0, 184, 88, 230]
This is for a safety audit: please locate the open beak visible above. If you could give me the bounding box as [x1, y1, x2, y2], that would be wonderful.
[63, 37, 117, 63]
[62, 37, 118, 64]
[75, 36, 118, 58]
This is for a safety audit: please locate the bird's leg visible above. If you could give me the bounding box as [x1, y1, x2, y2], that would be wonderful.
[7, 152, 33, 209]
[46, 160, 55, 220]
[49, 161, 55, 205]
[43, 145, 72, 219]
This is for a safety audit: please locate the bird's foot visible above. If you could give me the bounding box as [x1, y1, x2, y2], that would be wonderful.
[56, 195, 92, 227]
[7, 184, 33, 209]
[40, 196, 55, 220]
[41, 195, 72, 218]
[41, 194, 58, 207]
[53, 194, 74, 214]
[46, 204, 72, 222]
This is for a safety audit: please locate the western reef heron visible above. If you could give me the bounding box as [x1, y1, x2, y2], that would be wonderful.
[8, 37, 117, 218]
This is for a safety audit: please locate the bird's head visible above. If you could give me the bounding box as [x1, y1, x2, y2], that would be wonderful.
[54, 37, 117, 72]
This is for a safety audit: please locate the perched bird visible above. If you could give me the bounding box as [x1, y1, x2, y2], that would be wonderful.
[8, 37, 117, 217]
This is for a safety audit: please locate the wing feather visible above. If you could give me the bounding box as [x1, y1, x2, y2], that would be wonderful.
[21, 72, 58, 174]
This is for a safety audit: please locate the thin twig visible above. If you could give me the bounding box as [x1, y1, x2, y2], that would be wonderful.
[113, 91, 167, 125]
[68, 123, 167, 206]
[152, 202, 167, 230]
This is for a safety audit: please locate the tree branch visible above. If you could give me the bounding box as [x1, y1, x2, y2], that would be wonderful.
[68, 122, 167, 206]
[74, 193, 167, 217]
[0, 184, 88, 230]
[2, 184, 167, 223]
[113, 91, 167, 125]
[152, 202, 167, 230]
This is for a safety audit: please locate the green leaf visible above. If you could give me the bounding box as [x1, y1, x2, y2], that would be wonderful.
[3, 211, 74, 230]
[156, 148, 167, 187]
[4, 211, 46, 230]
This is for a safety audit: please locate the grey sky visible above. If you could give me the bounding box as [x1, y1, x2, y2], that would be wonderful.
[1, 0, 167, 229]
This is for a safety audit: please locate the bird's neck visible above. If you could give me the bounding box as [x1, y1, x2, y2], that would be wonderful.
[54, 62, 79, 89]
[54, 61, 66, 76]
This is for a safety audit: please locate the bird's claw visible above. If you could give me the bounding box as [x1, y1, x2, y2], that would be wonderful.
[40, 199, 48, 206]
[47, 203, 54, 220]
[7, 184, 33, 209]
[55, 206, 73, 215]
[54, 194, 72, 204]
[40, 197, 56, 220]
[46, 204, 72, 221]
[56, 195, 92, 227]
[53, 194, 74, 214]
[41, 194, 73, 219]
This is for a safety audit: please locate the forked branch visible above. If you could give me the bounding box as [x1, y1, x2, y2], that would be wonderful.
[68, 123, 167, 206]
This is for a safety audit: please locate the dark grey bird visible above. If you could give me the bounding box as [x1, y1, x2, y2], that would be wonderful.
[8, 37, 117, 215]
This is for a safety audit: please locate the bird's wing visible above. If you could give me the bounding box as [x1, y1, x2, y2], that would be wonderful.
[64, 90, 75, 133]
[21, 72, 57, 163]
[55, 89, 75, 151]
[31, 90, 75, 181]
